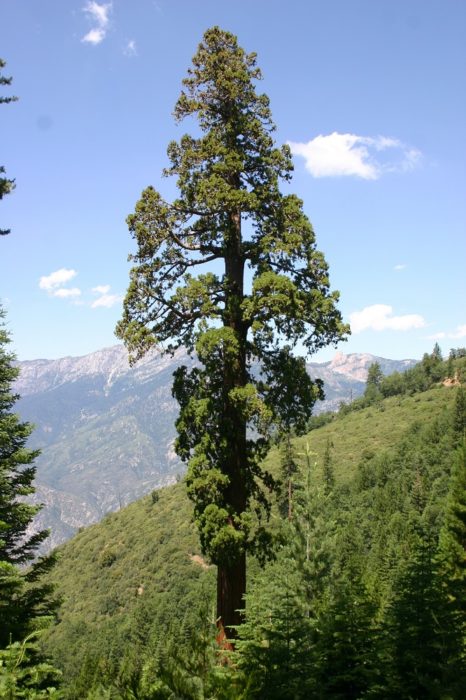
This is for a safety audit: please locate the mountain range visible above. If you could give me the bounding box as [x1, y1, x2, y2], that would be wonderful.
[14, 344, 416, 550]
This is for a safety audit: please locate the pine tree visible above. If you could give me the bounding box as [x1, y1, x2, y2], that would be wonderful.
[452, 387, 466, 445]
[364, 362, 383, 404]
[314, 579, 380, 700]
[0, 59, 18, 236]
[278, 432, 299, 520]
[438, 444, 466, 663]
[234, 552, 316, 699]
[322, 437, 335, 495]
[381, 529, 465, 699]
[0, 306, 56, 648]
[116, 27, 348, 639]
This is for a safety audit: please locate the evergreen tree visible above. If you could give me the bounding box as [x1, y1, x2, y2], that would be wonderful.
[322, 437, 334, 495]
[364, 362, 383, 404]
[0, 306, 56, 647]
[116, 26, 348, 638]
[452, 387, 466, 444]
[314, 580, 380, 700]
[234, 552, 316, 699]
[0, 59, 18, 236]
[278, 432, 299, 520]
[438, 444, 466, 620]
[381, 529, 465, 699]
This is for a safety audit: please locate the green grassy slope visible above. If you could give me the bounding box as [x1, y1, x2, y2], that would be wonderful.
[264, 385, 455, 483]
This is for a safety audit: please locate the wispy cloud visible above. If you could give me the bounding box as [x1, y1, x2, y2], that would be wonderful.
[123, 39, 137, 57]
[81, 1, 112, 45]
[92, 284, 110, 295]
[288, 132, 421, 179]
[427, 324, 466, 341]
[39, 268, 77, 291]
[52, 287, 82, 299]
[394, 264, 407, 271]
[39, 272, 120, 308]
[452, 324, 466, 339]
[91, 285, 121, 308]
[350, 304, 426, 333]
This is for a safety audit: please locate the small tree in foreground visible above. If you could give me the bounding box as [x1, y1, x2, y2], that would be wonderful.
[116, 27, 348, 639]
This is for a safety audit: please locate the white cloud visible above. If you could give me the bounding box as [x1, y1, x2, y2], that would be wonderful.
[52, 287, 82, 299]
[82, 28, 106, 45]
[91, 293, 121, 309]
[85, 0, 111, 25]
[39, 268, 77, 291]
[394, 264, 407, 271]
[426, 324, 466, 341]
[288, 132, 421, 179]
[91, 284, 121, 308]
[451, 324, 466, 339]
[124, 39, 137, 56]
[426, 332, 447, 340]
[350, 304, 426, 334]
[81, 1, 112, 45]
[92, 284, 110, 295]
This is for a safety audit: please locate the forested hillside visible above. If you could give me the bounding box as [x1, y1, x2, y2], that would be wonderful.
[14, 345, 414, 550]
[40, 350, 466, 698]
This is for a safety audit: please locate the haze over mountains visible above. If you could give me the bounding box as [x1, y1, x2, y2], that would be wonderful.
[15, 345, 416, 549]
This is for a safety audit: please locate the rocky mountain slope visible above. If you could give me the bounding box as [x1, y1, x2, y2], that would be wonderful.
[15, 345, 416, 549]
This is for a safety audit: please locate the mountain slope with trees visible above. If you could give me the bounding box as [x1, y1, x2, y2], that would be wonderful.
[15, 346, 414, 551]
[41, 349, 466, 698]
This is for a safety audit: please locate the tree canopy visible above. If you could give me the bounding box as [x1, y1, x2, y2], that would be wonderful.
[117, 26, 348, 637]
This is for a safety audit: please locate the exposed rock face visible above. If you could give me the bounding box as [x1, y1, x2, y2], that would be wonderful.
[15, 345, 416, 550]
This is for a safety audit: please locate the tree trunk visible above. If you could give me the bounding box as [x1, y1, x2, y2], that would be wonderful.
[217, 204, 248, 644]
[216, 553, 246, 644]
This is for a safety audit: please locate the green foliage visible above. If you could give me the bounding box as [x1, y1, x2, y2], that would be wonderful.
[0, 634, 62, 699]
[1, 59, 18, 236]
[116, 26, 347, 630]
[314, 581, 380, 700]
[234, 554, 316, 699]
[381, 530, 465, 699]
[364, 361, 384, 404]
[0, 308, 60, 696]
[277, 432, 299, 519]
[41, 377, 466, 698]
[0, 308, 57, 648]
[438, 444, 466, 618]
[42, 483, 216, 697]
[453, 387, 466, 443]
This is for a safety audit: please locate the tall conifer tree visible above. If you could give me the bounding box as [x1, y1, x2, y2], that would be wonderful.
[117, 27, 348, 638]
[0, 306, 56, 647]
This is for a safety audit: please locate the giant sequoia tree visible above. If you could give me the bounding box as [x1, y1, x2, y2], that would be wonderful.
[117, 27, 348, 638]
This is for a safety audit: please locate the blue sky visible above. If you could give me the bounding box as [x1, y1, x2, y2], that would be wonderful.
[1, 0, 465, 362]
